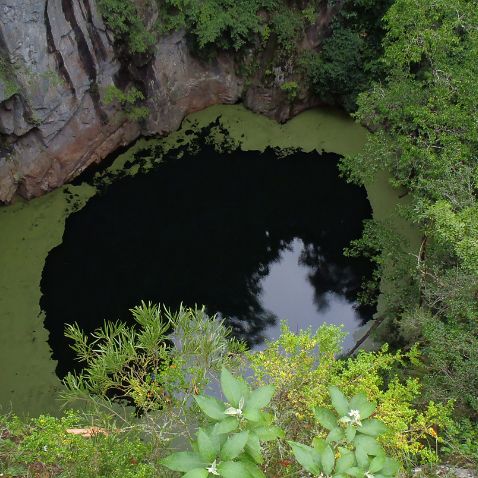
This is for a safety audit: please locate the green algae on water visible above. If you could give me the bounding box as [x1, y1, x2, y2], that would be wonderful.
[0, 184, 95, 416]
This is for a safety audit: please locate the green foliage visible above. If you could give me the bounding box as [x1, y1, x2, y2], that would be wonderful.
[0, 412, 157, 477]
[340, 0, 478, 423]
[62, 302, 245, 417]
[442, 418, 478, 466]
[301, 0, 391, 111]
[289, 387, 400, 478]
[270, 9, 304, 53]
[301, 29, 369, 112]
[400, 309, 478, 416]
[426, 201, 478, 273]
[344, 219, 417, 314]
[97, 0, 154, 53]
[161, 367, 283, 477]
[158, 0, 278, 51]
[103, 85, 150, 121]
[248, 323, 454, 470]
[280, 81, 299, 101]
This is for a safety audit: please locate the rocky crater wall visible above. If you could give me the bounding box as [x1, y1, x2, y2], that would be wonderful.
[0, 0, 330, 203]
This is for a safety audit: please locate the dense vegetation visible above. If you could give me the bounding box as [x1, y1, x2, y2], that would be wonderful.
[341, 0, 478, 419]
[2, 305, 474, 477]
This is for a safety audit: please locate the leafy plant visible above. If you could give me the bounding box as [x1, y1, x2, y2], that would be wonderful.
[289, 386, 400, 478]
[280, 81, 299, 101]
[161, 367, 283, 477]
[340, 0, 478, 424]
[97, 0, 154, 53]
[62, 303, 245, 423]
[249, 323, 453, 467]
[103, 85, 150, 121]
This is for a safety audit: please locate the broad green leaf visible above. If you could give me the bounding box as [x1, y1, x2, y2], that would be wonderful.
[358, 401, 376, 420]
[354, 435, 383, 456]
[256, 411, 274, 426]
[288, 441, 322, 475]
[327, 427, 345, 443]
[381, 457, 400, 476]
[359, 419, 388, 437]
[197, 428, 218, 462]
[245, 433, 263, 464]
[314, 407, 338, 430]
[321, 444, 336, 475]
[195, 395, 226, 421]
[221, 367, 247, 407]
[336, 451, 356, 473]
[312, 436, 327, 452]
[210, 430, 227, 453]
[345, 426, 356, 442]
[183, 469, 209, 478]
[243, 406, 261, 422]
[349, 393, 376, 419]
[346, 466, 365, 478]
[253, 426, 284, 441]
[329, 386, 349, 416]
[355, 446, 370, 469]
[334, 474, 347, 478]
[241, 459, 266, 478]
[161, 452, 205, 472]
[369, 455, 385, 473]
[246, 385, 275, 409]
[220, 431, 249, 461]
[213, 417, 239, 435]
[217, 460, 252, 478]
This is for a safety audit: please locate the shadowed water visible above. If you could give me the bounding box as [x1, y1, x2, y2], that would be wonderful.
[40, 143, 374, 377]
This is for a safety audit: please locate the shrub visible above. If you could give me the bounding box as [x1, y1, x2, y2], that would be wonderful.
[62, 302, 246, 445]
[161, 367, 283, 477]
[97, 0, 154, 53]
[102, 85, 150, 121]
[289, 386, 400, 478]
[248, 323, 454, 471]
[280, 81, 299, 101]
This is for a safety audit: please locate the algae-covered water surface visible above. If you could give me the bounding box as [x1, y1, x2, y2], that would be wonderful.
[0, 105, 418, 415]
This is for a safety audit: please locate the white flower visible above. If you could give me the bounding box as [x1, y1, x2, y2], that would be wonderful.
[349, 409, 361, 421]
[43, 445, 48, 452]
[365, 472, 375, 478]
[347, 409, 362, 426]
[224, 397, 245, 417]
[207, 459, 220, 475]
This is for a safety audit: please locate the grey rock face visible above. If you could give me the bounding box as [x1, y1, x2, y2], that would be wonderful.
[0, 0, 322, 203]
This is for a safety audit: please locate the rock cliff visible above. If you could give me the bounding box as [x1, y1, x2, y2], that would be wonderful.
[0, 0, 329, 203]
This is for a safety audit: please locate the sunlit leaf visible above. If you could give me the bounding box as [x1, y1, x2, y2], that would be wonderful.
[329, 386, 349, 416]
[161, 452, 205, 472]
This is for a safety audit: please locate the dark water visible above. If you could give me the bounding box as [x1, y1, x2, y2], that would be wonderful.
[40, 144, 374, 377]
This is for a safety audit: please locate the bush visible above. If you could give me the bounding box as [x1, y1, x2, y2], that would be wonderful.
[301, 28, 369, 111]
[97, 0, 154, 53]
[248, 323, 454, 472]
[102, 85, 150, 121]
[161, 367, 283, 477]
[61, 302, 246, 445]
[289, 387, 400, 478]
